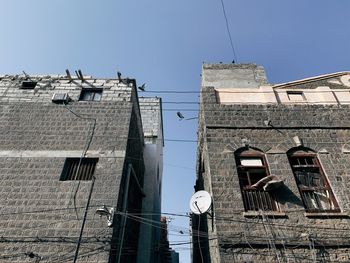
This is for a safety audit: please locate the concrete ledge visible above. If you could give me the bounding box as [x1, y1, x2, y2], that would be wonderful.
[243, 211, 287, 218]
[304, 212, 349, 218]
[0, 150, 125, 158]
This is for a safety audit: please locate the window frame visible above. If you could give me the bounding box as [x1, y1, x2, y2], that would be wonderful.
[288, 149, 340, 213]
[235, 148, 280, 212]
[79, 88, 103, 102]
[21, 81, 37, 89]
[287, 90, 306, 102]
[60, 157, 98, 181]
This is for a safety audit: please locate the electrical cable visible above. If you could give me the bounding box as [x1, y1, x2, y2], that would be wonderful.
[192, 201, 205, 263]
[2, 85, 350, 262]
[219, 0, 237, 62]
[63, 104, 97, 220]
[1, 206, 350, 235]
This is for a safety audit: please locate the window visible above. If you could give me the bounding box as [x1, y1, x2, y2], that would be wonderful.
[60, 158, 98, 181]
[288, 148, 339, 213]
[21, 81, 37, 89]
[79, 88, 102, 101]
[235, 148, 279, 212]
[287, 91, 305, 101]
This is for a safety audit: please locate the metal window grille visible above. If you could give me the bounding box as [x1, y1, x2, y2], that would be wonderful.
[235, 150, 279, 212]
[60, 158, 98, 181]
[288, 152, 340, 213]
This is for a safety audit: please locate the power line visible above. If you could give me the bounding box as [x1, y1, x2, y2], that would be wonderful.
[219, 0, 238, 62]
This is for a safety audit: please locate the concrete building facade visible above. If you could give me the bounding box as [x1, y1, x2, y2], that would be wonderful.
[138, 97, 164, 263]
[193, 64, 350, 262]
[0, 72, 163, 262]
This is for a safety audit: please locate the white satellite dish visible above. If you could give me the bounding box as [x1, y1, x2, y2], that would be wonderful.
[189, 190, 212, 215]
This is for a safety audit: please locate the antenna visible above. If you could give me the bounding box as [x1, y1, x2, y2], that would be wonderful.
[189, 190, 212, 215]
[78, 70, 83, 80]
[65, 69, 73, 82]
[22, 71, 29, 79]
[75, 70, 84, 81]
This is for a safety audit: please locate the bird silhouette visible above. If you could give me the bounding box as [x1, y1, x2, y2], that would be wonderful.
[177, 112, 184, 120]
[138, 83, 146, 91]
[117, 72, 122, 81]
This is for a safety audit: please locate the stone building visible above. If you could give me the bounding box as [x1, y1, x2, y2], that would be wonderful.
[138, 97, 164, 263]
[0, 72, 163, 262]
[193, 64, 350, 262]
[159, 217, 179, 263]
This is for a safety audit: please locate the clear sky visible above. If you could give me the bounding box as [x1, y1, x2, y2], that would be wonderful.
[1, 1, 350, 262]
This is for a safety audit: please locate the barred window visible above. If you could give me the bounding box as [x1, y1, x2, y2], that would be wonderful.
[288, 148, 339, 213]
[235, 148, 280, 212]
[60, 158, 98, 181]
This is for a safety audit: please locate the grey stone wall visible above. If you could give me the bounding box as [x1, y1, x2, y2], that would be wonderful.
[138, 97, 164, 263]
[0, 75, 143, 262]
[0, 74, 132, 103]
[139, 97, 163, 141]
[201, 64, 268, 89]
[196, 81, 350, 262]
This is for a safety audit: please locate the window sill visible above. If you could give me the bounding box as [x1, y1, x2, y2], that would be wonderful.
[304, 212, 349, 218]
[243, 211, 287, 218]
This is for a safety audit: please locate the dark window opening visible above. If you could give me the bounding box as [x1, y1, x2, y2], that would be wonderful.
[235, 149, 279, 212]
[60, 158, 98, 181]
[21, 81, 37, 89]
[79, 88, 102, 101]
[288, 149, 340, 213]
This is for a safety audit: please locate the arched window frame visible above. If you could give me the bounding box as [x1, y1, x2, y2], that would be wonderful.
[235, 148, 280, 212]
[287, 147, 340, 213]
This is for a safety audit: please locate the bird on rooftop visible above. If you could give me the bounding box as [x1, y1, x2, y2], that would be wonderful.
[138, 83, 146, 91]
[177, 112, 184, 120]
[117, 72, 122, 81]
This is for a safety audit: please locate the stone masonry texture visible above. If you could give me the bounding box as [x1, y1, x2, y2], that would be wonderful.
[0, 74, 145, 262]
[194, 64, 350, 263]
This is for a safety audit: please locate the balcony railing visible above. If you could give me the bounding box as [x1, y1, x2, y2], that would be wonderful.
[242, 188, 279, 211]
[300, 188, 340, 213]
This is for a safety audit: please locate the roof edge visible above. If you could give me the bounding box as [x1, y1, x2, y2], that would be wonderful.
[273, 71, 350, 89]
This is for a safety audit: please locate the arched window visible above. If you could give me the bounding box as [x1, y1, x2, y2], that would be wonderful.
[287, 147, 340, 213]
[235, 148, 280, 212]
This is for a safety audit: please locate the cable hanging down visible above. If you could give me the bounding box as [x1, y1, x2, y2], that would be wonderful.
[219, 0, 238, 62]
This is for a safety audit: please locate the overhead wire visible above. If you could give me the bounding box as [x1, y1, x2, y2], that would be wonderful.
[2, 79, 350, 260]
[219, 0, 237, 62]
[1, 205, 350, 235]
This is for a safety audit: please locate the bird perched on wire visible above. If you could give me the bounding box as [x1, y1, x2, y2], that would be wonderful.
[177, 112, 184, 120]
[138, 83, 146, 91]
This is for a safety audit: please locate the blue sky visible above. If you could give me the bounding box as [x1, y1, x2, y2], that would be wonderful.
[1, 1, 350, 262]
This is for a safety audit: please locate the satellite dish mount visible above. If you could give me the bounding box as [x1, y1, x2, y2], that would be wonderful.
[189, 190, 213, 216]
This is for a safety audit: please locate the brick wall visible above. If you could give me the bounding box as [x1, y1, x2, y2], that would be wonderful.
[0, 75, 143, 262]
[196, 84, 350, 262]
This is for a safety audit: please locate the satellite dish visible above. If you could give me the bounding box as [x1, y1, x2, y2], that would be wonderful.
[189, 190, 212, 215]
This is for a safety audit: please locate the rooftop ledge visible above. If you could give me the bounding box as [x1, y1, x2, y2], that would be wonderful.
[243, 211, 287, 218]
